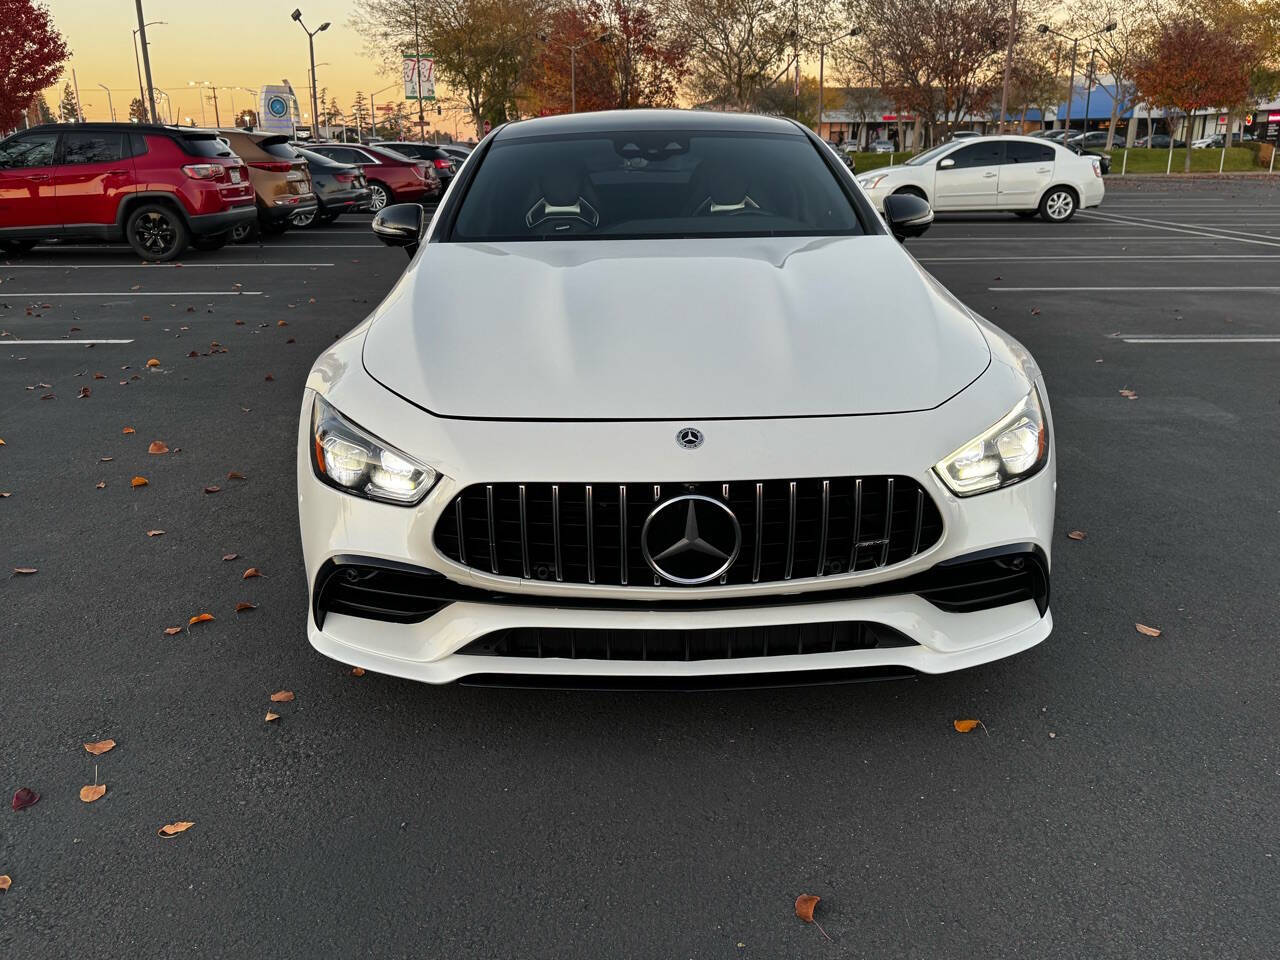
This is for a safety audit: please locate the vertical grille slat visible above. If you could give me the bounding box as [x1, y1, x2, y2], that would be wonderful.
[436, 476, 942, 588]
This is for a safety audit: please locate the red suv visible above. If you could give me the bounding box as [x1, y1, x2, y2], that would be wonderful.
[302, 142, 440, 211]
[0, 123, 256, 261]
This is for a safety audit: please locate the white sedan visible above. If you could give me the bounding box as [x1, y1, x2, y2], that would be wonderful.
[857, 135, 1104, 222]
[298, 109, 1055, 687]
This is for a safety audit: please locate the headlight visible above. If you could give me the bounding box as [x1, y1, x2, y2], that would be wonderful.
[858, 173, 888, 190]
[934, 387, 1048, 496]
[310, 394, 437, 504]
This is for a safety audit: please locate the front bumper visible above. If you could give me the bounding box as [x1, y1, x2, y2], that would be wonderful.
[297, 369, 1057, 684]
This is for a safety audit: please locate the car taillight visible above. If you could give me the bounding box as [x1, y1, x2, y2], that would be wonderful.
[412, 164, 428, 180]
[1092, 159, 1102, 178]
[334, 172, 356, 183]
[182, 163, 224, 180]
[248, 161, 293, 173]
[432, 158, 451, 170]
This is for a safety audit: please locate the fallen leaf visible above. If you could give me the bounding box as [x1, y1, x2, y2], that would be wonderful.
[242, 567, 261, 579]
[1067, 530, 1086, 540]
[204, 485, 221, 494]
[277, 319, 288, 327]
[269, 690, 294, 703]
[188, 350, 199, 358]
[0, 438, 4, 445]
[146, 358, 160, 367]
[13, 567, 37, 575]
[79, 784, 107, 803]
[265, 711, 280, 723]
[189, 613, 215, 626]
[148, 441, 169, 455]
[1135, 623, 1162, 638]
[0, 492, 10, 497]
[1030, 307, 1041, 316]
[1119, 389, 1137, 399]
[953, 719, 981, 733]
[795, 894, 820, 923]
[100, 456, 113, 462]
[351, 667, 365, 677]
[95, 481, 106, 489]
[0, 875, 10, 892]
[11, 787, 39, 811]
[131, 476, 148, 488]
[264, 373, 275, 382]
[235, 602, 257, 613]
[222, 553, 238, 561]
[157, 820, 194, 838]
[83, 739, 116, 755]
[163, 626, 183, 636]
[77, 386, 90, 399]
[226, 470, 246, 480]
[93, 372, 105, 379]
[147, 529, 165, 537]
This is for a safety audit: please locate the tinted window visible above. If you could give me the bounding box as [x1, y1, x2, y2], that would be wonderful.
[944, 142, 1004, 168]
[1005, 141, 1055, 163]
[179, 135, 233, 158]
[452, 129, 863, 241]
[260, 137, 300, 160]
[315, 146, 365, 164]
[62, 132, 125, 165]
[295, 147, 343, 169]
[0, 132, 58, 168]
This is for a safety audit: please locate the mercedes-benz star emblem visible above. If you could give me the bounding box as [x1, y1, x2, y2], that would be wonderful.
[641, 494, 741, 585]
[675, 427, 704, 450]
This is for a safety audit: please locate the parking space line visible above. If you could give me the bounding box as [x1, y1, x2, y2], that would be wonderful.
[3, 291, 263, 296]
[922, 254, 1280, 262]
[913, 235, 1233, 242]
[1080, 210, 1280, 247]
[0, 263, 335, 269]
[2, 339, 135, 344]
[1119, 336, 1280, 343]
[990, 285, 1280, 291]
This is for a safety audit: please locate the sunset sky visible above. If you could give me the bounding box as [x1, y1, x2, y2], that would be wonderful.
[39, 1, 467, 134]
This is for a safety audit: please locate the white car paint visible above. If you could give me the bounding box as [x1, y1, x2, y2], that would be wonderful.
[857, 135, 1104, 221]
[297, 110, 1057, 685]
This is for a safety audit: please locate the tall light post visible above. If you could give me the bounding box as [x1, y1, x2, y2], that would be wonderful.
[133, 2, 159, 124]
[132, 19, 165, 122]
[306, 63, 330, 136]
[290, 9, 330, 143]
[804, 26, 859, 136]
[189, 81, 222, 127]
[539, 30, 611, 113]
[370, 82, 399, 141]
[97, 84, 116, 121]
[996, 0, 1018, 134]
[1037, 20, 1116, 135]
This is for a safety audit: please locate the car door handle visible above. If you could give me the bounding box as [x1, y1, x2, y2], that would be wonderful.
[983, 172, 997, 178]
[107, 169, 130, 175]
[26, 174, 50, 181]
[1036, 167, 1050, 173]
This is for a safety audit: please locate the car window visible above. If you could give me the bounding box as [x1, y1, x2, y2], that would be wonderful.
[1005, 141, 1055, 164]
[323, 147, 367, 164]
[179, 135, 234, 158]
[62, 132, 126, 165]
[905, 143, 952, 166]
[0, 132, 58, 168]
[944, 141, 1004, 168]
[260, 137, 300, 160]
[451, 129, 865, 242]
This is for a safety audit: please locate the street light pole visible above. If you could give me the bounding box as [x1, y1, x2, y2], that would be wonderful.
[1081, 48, 1098, 141]
[97, 84, 116, 121]
[131, 21, 164, 124]
[291, 9, 330, 140]
[805, 27, 859, 136]
[1038, 21, 1115, 135]
[997, 0, 1018, 134]
[134, 0, 159, 123]
[541, 31, 611, 115]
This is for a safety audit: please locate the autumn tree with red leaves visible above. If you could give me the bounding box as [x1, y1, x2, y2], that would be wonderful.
[1132, 15, 1253, 171]
[0, 0, 69, 133]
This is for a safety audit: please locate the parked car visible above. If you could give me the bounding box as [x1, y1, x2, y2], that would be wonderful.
[293, 147, 371, 226]
[300, 109, 1055, 686]
[438, 144, 474, 164]
[303, 142, 440, 211]
[1207, 132, 1252, 148]
[950, 130, 981, 140]
[1066, 131, 1112, 150]
[1134, 135, 1186, 148]
[869, 139, 896, 154]
[1031, 129, 1072, 143]
[1062, 142, 1111, 175]
[823, 142, 856, 173]
[213, 129, 315, 242]
[856, 134, 1104, 222]
[0, 122, 255, 261]
[1192, 136, 1216, 149]
[372, 141, 459, 191]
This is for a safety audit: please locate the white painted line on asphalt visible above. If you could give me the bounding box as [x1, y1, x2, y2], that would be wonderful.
[912, 235, 1232, 242]
[5, 291, 263, 296]
[923, 254, 1280, 262]
[2, 339, 135, 344]
[990, 285, 1280, 291]
[0, 263, 335, 269]
[1120, 336, 1280, 343]
[1080, 210, 1280, 247]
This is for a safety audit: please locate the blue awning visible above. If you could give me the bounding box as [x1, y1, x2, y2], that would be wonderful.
[1057, 80, 1135, 120]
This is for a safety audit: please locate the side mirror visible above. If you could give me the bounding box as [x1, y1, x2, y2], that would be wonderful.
[938, 157, 955, 169]
[372, 203, 425, 258]
[882, 192, 934, 242]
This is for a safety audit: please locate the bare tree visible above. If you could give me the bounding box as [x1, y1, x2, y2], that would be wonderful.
[1067, 0, 1151, 150]
[665, 0, 794, 109]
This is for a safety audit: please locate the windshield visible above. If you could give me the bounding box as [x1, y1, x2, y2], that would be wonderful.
[905, 143, 953, 166]
[450, 129, 864, 241]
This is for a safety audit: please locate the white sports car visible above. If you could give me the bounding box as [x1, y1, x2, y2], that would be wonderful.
[857, 134, 1104, 222]
[297, 110, 1055, 688]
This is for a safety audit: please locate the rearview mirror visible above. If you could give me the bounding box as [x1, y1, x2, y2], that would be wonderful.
[372, 203, 425, 257]
[938, 157, 955, 169]
[882, 193, 934, 242]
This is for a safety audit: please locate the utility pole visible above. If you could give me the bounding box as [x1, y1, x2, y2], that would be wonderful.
[997, 0, 1018, 134]
[210, 86, 221, 126]
[97, 84, 116, 121]
[135, 0, 159, 123]
[413, 3, 427, 140]
[1038, 21, 1115, 135]
[291, 9, 329, 140]
[809, 27, 859, 136]
[71, 69, 85, 122]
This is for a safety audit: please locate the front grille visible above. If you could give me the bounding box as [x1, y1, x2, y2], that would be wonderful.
[433, 477, 943, 588]
[459, 621, 916, 662]
[917, 552, 1049, 615]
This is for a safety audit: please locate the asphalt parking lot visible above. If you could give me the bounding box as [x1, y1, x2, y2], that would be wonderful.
[3, 183, 1278, 958]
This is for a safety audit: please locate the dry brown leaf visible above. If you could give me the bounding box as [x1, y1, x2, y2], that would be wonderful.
[189, 612, 215, 626]
[0, 438, 5, 445]
[264, 373, 275, 381]
[953, 719, 981, 733]
[269, 690, 294, 703]
[83, 739, 116, 755]
[147, 529, 165, 537]
[99, 456, 113, 462]
[93, 372, 105, 379]
[148, 440, 169, 455]
[0, 491, 11, 497]
[164, 626, 183, 636]
[146, 358, 160, 368]
[13, 567, 38, 575]
[0, 875, 10, 892]
[235, 602, 257, 613]
[131, 476, 148, 488]
[1118, 388, 1137, 399]
[227, 470, 246, 480]
[77, 386, 91, 399]
[351, 667, 365, 677]
[1135, 623, 1162, 638]
[79, 783, 107, 803]
[157, 820, 194, 838]
[222, 553, 238, 561]
[122, 426, 136, 434]
[242, 567, 261, 579]
[204, 485, 221, 494]
[1067, 531, 1086, 541]
[265, 711, 280, 723]
[95, 481, 106, 489]
[795, 894, 820, 922]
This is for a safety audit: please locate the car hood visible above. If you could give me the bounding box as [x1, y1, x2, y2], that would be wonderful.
[362, 235, 990, 420]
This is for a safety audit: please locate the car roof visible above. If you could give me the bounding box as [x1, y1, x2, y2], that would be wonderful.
[16, 122, 212, 137]
[495, 108, 803, 141]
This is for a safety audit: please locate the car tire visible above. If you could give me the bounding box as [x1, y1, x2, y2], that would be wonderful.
[230, 220, 259, 244]
[1039, 187, 1077, 223]
[190, 232, 230, 251]
[126, 204, 189, 262]
[367, 181, 390, 212]
[0, 239, 39, 256]
[290, 208, 319, 228]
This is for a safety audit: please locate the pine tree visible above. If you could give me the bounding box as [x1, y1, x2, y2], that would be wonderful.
[351, 91, 369, 134]
[128, 97, 147, 123]
[59, 82, 79, 122]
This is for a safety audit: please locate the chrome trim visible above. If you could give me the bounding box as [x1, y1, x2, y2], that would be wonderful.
[639, 494, 742, 586]
[518, 484, 531, 580]
[849, 478, 863, 572]
[817, 479, 830, 576]
[619, 485, 628, 586]
[784, 481, 797, 580]
[455, 499, 467, 566]
[485, 484, 498, 575]
[585, 483, 596, 584]
[879, 477, 895, 567]
[753, 482, 764, 583]
[911, 489, 924, 555]
[552, 484, 563, 582]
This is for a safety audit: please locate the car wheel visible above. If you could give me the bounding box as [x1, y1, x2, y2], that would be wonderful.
[290, 208, 319, 228]
[368, 182, 390, 212]
[190, 232, 230, 251]
[126, 204, 189, 262]
[230, 220, 259, 244]
[0, 239, 39, 256]
[1039, 187, 1077, 223]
